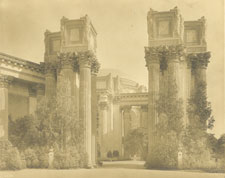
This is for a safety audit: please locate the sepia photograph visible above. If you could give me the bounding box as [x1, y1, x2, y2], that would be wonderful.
[0, 0, 224, 178]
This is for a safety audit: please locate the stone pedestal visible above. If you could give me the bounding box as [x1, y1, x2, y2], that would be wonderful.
[0, 75, 11, 140]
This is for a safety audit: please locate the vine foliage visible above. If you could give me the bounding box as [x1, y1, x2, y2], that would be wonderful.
[146, 80, 184, 169]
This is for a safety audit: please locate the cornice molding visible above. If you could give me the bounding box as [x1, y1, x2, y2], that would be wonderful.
[0, 52, 43, 73]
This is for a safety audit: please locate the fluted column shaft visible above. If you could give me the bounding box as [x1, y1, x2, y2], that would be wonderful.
[167, 57, 180, 97]
[99, 102, 108, 158]
[91, 72, 97, 166]
[78, 53, 93, 167]
[147, 59, 160, 156]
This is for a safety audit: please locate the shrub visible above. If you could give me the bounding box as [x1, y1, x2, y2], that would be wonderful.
[36, 148, 49, 168]
[107, 151, 112, 159]
[53, 147, 82, 169]
[23, 148, 39, 168]
[113, 150, 119, 158]
[0, 140, 23, 170]
[79, 151, 88, 168]
[145, 134, 178, 169]
[23, 147, 49, 168]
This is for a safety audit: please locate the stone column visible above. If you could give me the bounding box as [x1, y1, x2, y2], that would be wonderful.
[36, 84, 45, 102]
[188, 52, 210, 94]
[57, 53, 76, 150]
[0, 75, 11, 140]
[123, 106, 131, 137]
[195, 52, 210, 84]
[145, 47, 160, 157]
[45, 62, 56, 98]
[28, 86, 37, 115]
[78, 51, 94, 168]
[91, 59, 100, 167]
[167, 54, 180, 97]
[185, 59, 192, 126]
[99, 101, 108, 159]
[140, 105, 148, 129]
[122, 105, 131, 158]
[120, 107, 125, 157]
[57, 53, 75, 98]
[99, 100, 108, 135]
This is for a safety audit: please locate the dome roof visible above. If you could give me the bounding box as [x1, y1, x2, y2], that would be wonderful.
[98, 68, 133, 79]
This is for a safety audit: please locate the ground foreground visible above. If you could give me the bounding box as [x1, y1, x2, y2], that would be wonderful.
[0, 161, 224, 178]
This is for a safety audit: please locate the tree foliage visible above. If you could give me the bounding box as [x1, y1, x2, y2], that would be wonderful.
[8, 82, 87, 168]
[124, 128, 148, 160]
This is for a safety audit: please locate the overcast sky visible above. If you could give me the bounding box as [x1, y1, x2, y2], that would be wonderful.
[0, 0, 224, 137]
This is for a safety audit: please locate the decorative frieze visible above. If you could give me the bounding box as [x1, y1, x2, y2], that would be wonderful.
[187, 52, 211, 69]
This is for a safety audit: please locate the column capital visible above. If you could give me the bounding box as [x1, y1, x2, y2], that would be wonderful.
[187, 52, 211, 69]
[78, 50, 95, 68]
[0, 75, 12, 88]
[145, 47, 160, 67]
[166, 44, 185, 61]
[57, 52, 77, 72]
[145, 45, 185, 65]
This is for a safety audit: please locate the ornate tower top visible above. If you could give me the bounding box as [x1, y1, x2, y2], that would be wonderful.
[184, 16, 207, 53]
[147, 6, 183, 47]
[44, 15, 97, 62]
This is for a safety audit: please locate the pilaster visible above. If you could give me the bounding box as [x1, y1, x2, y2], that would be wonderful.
[28, 86, 37, 115]
[45, 62, 57, 98]
[0, 75, 11, 140]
